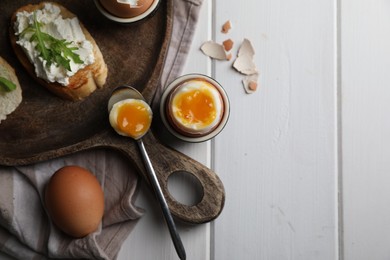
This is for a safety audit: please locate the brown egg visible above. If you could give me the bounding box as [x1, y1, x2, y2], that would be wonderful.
[99, 0, 155, 18]
[45, 166, 105, 238]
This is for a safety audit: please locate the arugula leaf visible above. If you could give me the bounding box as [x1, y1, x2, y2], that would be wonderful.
[32, 12, 50, 62]
[20, 12, 83, 71]
[0, 77, 16, 92]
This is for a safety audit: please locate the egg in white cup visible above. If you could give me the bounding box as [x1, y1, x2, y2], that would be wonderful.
[160, 74, 230, 143]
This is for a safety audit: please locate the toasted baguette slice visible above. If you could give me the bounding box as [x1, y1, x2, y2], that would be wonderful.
[9, 2, 108, 101]
[0, 57, 22, 123]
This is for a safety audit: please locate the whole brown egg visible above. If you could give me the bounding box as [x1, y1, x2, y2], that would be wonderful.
[99, 0, 155, 18]
[45, 166, 105, 238]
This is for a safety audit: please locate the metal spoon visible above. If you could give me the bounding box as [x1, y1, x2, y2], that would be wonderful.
[108, 86, 186, 260]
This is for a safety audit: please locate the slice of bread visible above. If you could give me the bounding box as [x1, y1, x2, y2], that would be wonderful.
[9, 2, 108, 101]
[0, 56, 22, 123]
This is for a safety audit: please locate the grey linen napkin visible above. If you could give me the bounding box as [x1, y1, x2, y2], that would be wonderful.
[0, 0, 203, 259]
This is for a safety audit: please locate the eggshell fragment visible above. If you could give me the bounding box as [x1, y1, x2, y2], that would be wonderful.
[222, 39, 234, 52]
[238, 38, 255, 57]
[226, 53, 233, 61]
[221, 20, 232, 34]
[200, 41, 228, 60]
[233, 54, 258, 75]
[242, 73, 259, 94]
[233, 38, 258, 75]
[249, 81, 258, 91]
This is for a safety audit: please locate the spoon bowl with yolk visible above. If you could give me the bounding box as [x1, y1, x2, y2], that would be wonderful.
[109, 98, 152, 139]
[108, 86, 152, 139]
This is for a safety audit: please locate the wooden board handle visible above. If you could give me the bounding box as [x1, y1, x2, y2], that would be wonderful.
[142, 133, 225, 224]
[107, 131, 225, 224]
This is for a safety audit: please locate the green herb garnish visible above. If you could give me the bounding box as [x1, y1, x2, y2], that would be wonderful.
[20, 12, 83, 71]
[0, 77, 16, 92]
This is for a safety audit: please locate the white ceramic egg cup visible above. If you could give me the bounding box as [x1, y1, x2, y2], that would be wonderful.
[160, 74, 230, 143]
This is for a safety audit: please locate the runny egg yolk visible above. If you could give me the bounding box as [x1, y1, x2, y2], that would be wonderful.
[173, 88, 217, 126]
[111, 99, 152, 139]
[169, 80, 223, 134]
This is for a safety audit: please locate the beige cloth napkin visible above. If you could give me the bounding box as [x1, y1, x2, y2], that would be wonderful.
[0, 0, 203, 259]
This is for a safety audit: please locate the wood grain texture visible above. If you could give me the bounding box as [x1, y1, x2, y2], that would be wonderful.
[0, 0, 170, 161]
[0, 0, 225, 224]
[212, 0, 338, 259]
[341, 0, 390, 259]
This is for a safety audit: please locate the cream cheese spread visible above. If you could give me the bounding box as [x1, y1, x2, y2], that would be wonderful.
[0, 62, 22, 123]
[14, 3, 95, 86]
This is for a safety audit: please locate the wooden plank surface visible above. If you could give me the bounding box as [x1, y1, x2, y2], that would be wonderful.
[341, 0, 390, 259]
[8, 0, 386, 258]
[211, 0, 339, 259]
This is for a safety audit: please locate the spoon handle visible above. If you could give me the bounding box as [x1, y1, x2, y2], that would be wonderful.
[137, 139, 186, 260]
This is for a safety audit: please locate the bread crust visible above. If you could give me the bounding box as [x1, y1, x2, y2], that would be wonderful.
[9, 2, 108, 101]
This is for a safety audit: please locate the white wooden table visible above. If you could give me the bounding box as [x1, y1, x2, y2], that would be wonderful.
[117, 0, 390, 259]
[1, 0, 386, 259]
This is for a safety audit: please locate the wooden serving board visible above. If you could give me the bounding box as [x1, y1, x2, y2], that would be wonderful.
[0, 0, 225, 224]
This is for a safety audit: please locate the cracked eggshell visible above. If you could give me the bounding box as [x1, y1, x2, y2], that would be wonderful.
[242, 73, 259, 94]
[238, 38, 256, 57]
[222, 39, 234, 52]
[233, 38, 258, 75]
[233, 54, 258, 75]
[200, 41, 228, 60]
[221, 20, 232, 34]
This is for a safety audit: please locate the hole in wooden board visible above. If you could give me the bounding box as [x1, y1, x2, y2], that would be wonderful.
[167, 171, 204, 206]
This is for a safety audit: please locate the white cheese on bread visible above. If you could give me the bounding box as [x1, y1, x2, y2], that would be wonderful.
[14, 3, 95, 86]
[0, 57, 22, 123]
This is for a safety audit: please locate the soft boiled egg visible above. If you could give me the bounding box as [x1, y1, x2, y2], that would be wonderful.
[45, 166, 105, 238]
[109, 98, 153, 139]
[99, 0, 155, 18]
[167, 79, 224, 136]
